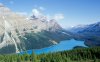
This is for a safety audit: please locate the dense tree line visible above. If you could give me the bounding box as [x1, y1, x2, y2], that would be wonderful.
[0, 47, 100, 62]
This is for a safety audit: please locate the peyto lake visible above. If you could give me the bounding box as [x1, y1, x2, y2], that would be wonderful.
[20, 39, 87, 54]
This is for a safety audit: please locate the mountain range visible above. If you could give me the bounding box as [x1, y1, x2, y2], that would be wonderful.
[0, 3, 71, 54]
[67, 22, 100, 47]
[0, 3, 100, 54]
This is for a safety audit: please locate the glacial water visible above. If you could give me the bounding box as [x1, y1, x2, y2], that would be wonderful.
[20, 39, 86, 54]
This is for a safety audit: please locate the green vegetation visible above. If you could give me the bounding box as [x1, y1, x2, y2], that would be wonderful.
[18, 30, 70, 51]
[18, 31, 53, 50]
[0, 47, 100, 62]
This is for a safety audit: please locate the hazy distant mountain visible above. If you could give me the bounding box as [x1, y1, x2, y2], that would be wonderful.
[0, 3, 71, 54]
[67, 25, 87, 33]
[67, 22, 100, 46]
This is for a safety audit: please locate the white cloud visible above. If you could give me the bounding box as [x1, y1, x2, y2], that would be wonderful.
[15, 12, 28, 16]
[32, 7, 64, 21]
[53, 14, 64, 20]
[32, 8, 42, 17]
[45, 14, 64, 21]
[46, 14, 52, 21]
[39, 7, 45, 11]
[0, 3, 4, 7]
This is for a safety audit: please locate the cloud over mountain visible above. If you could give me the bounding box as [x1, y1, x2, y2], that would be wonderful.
[53, 14, 64, 20]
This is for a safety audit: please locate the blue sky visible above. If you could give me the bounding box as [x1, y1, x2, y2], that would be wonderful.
[0, 0, 100, 28]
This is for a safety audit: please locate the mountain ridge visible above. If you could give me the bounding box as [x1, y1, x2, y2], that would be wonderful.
[0, 3, 70, 54]
[67, 22, 100, 46]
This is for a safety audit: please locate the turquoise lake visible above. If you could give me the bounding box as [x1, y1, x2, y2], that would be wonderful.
[20, 39, 86, 54]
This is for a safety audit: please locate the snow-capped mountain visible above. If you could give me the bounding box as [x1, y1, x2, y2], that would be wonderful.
[0, 3, 70, 54]
[68, 22, 100, 34]
[80, 22, 100, 33]
[67, 22, 100, 46]
[67, 25, 87, 33]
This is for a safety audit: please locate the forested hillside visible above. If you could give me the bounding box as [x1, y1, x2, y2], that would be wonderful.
[0, 47, 100, 62]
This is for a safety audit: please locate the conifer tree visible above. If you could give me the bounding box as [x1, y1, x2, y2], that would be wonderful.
[31, 51, 39, 62]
